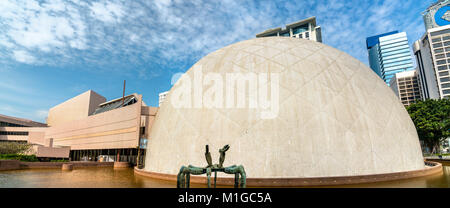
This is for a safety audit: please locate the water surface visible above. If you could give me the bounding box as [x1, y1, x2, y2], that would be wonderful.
[1, 165, 449, 188]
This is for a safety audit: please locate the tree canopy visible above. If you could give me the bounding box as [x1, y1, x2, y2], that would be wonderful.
[406, 99, 450, 154]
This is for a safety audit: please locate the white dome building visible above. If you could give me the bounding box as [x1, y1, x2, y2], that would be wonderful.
[139, 37, 433, 186]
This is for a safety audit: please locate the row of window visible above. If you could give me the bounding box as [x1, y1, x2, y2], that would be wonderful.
[0, 121, 28, 127]
[0, 131, 29, 136]
[432, 35, 450, 43]
[431, 29, 450, 37]
[432, 41, 450, 48]
[436, 59, 450, 65]
[434, 47, 450, 54]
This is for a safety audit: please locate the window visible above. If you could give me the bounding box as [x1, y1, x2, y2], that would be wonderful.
[0, 131, 29, 136]
[437, 60, 447, 65]
[441, 77, 450, 82]
[444, 36, 450, 41]
[292, 25, 308, 34]
[436, 54, 445, 59]
[435, 48, 444, 53]
[443, 89, 450, 94]
[432, 37, 442, 43]
[438, 65, 448, 71]
[431, 29, 450, 36]
[433, 43, 443, 48]
[445, 42, 450, 46]
[439, 71, 449, 76]
[442, 83, 450, 88]
[0, 121, 28, 127]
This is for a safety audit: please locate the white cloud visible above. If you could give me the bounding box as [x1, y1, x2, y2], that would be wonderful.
[0, 0, 435, 70]
[13, 50, 36, 64]
[90, 1, 125, 23]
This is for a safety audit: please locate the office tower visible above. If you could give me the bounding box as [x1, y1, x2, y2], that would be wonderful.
[256, 17, 322, 42]
[414, 26, 450, 99]
[389, 70, 422, 106]
[159, 91, 169, 106]
[366, 31, 415, 85]
[413, 1, 450, 99]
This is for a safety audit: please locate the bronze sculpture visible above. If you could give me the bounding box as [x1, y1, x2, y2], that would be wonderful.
[177, 144, 246, 188]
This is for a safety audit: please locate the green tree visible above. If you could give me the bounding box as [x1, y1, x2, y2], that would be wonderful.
[406, 99, 450, 154]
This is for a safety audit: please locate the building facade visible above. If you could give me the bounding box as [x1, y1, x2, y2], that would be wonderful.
[366, 31, 415, 85]
[414, 25, 450, 99]
[256, 17, 322, 42]
[0, 90, 158, 164]
[389, 70, 422, 106]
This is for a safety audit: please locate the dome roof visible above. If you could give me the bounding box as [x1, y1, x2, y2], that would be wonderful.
[144, 37, 424, 178]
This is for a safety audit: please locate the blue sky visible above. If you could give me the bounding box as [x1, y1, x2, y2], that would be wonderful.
[0, 0, 436, 122]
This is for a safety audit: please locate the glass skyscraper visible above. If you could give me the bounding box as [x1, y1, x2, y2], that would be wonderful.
[366, 31, 415, 85]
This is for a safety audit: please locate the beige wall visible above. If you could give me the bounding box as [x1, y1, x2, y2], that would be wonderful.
[44, 95, 142, 150]
[47, 90, 106, 126]
[0, 127, 47, 142]
[141, 106, 158, 138]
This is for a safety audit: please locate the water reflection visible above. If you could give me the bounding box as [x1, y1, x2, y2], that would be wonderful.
[0, 166, 449, 188]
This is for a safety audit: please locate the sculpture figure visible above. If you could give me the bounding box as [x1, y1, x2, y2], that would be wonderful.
[177, 144, 246, 188]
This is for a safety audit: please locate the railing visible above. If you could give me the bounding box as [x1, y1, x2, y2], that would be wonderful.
[425, 155, 450, 160]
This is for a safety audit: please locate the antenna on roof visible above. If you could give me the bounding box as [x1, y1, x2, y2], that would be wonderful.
[122, 80, 126, 107]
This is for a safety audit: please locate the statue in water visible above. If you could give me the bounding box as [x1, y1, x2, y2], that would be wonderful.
[177, 144, 246, 188]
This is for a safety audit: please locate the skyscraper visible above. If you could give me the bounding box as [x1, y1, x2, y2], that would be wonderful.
[366, 31, 415, 85]
[256, 17, 322, 42]
[413, 1, 450, 99]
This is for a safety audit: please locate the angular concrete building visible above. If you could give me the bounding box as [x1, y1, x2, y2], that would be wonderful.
[140, 37, 428, 186]
[1, 90, 158, 164]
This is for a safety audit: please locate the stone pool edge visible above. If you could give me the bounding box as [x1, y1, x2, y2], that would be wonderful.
[133, 161, 443, 187]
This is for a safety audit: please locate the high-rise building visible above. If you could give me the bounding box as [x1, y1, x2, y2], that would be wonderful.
[366, 31, 415, 85]
[389, 70, 422, 106]
[159, 91, 169, 106]
[413, 1, 450, 100]
[414, 25, 450, 99]
[256, 17, 322, 42]
[422, 0, 450, 31]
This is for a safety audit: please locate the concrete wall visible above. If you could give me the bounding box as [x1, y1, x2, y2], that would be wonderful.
[44, 95, 143, 150]
[0, 127, 47, 142]
[35, 146, 70, 158]
[47, 90, 106, 126]
[141, 106, 158, 138]
[0, 160, 20, 170]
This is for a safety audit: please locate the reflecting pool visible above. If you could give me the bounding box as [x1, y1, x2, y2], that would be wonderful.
[0, 165, 449, 188]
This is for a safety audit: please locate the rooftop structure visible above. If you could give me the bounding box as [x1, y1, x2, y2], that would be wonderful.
[423, 0, 450, 31]
[256, 17, 322, 42]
